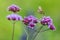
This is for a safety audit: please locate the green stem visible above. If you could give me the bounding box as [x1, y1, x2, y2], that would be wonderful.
[40, 29, 50, 32]
[32, 26, 43, 40]
[24, 27, 33, 40]
[24, 27, 29, 40]
[12, 21, 15, 40]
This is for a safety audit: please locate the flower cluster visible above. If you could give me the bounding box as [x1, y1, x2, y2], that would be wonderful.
[23, 15, 38, 29]
[40, 16, 55, 30]
[8, 4, 21, 13]
[7, 4, 22, 21]
[7, 13, 22, 21]
[41, 16, 52, 25]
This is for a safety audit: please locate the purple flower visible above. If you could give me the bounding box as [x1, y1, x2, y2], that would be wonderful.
[48, 24, 56, 30]
[41, 16, 52, 25]
[8, 4, 21, 12]
[23, 15, 38, 29]
[28, 22, 36, 29]
[27, 15, 38, 23]
[23, 15, 38, 25]
[40, 16, 56, 30]
[23, 17, 30, 25]
[33, 19, 38, 23]
[7, 13, 23, 21]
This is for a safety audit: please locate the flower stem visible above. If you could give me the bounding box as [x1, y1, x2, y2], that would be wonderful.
[12, 21, 15, 40]
[40, 28, 50, 32]
[32, 26, 43, 40]
[24, 27, 28, 40]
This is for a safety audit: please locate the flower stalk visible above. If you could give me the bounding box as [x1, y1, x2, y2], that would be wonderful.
[32, 26, 43, 40]
[12, 21, 15, 40]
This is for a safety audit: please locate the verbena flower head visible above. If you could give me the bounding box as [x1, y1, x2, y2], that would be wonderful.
[23, 15, 38, 29]
[48, 24, 56, 30]
[8, 4, 21, 13]
[7, 13, 23, 21]
[41, 16, 56, 30]
[41, 16, 52, 25]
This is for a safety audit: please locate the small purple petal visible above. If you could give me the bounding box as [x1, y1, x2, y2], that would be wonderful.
[28, 22, 36, 29]
[7, 15, 11, 20]
[33, 19, 38, 23]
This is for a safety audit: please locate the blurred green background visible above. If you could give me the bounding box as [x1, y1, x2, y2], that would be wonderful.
[0, 0, 60, 40]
